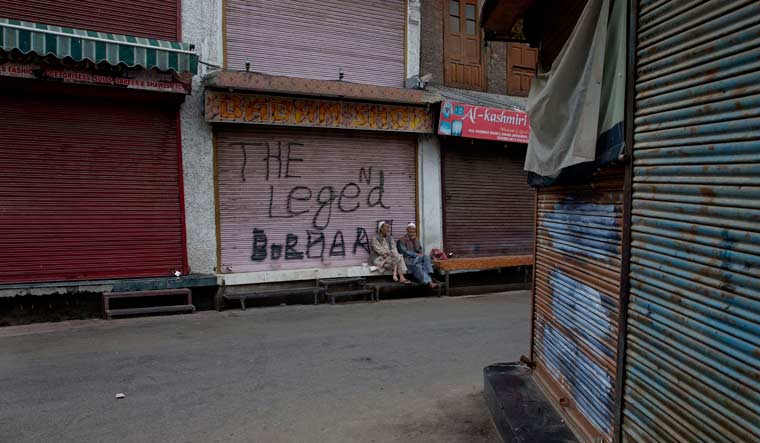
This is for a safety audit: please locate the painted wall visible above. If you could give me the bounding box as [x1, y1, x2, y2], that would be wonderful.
[418, 135, 444, 251]
[180, 0, 223, 275]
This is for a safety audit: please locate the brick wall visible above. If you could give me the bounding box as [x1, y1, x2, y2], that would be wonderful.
[420, 0, 445, 86]
[486, 41, 507, 94]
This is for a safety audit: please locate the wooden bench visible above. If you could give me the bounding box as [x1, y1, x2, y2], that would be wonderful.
[433, 255, 534, 296]
[102, 288, 195, 319]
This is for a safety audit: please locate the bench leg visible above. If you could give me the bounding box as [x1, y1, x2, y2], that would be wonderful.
[240, 296, 246, 311]
[214, 286, 225, 312]
[445, 272, 450, 297]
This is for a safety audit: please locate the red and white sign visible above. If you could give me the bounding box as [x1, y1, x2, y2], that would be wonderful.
[0, 63, 190, 94]
[437, 100, 530, 143]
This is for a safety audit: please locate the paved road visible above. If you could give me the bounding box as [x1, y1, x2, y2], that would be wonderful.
[0, 291, 530, 443]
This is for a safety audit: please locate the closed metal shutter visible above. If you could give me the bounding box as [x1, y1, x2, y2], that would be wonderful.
[443, 141, 534, 257]
[0, 93, 186, 284]
[224, 0, 406, 87]
[533, 167, 624, 442]
[215, 126, 417, 273]
[622, 1, 760, 442]
[0, 0, 178, 40]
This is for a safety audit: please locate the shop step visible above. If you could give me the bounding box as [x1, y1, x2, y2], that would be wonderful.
[221, 286, 322, 310]
[324, 288, 374, 305]
[102, 289, 194, 319]
[105, 305, 195, 318]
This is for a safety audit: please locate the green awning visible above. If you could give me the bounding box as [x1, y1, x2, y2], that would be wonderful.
[0, 17, 198, 74]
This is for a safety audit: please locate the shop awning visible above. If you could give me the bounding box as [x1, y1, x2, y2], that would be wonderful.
[0, 17, 198, 74]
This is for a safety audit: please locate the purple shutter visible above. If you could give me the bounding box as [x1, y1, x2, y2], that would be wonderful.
[224, 0, 406, 87]
[216, 126, 417, 273]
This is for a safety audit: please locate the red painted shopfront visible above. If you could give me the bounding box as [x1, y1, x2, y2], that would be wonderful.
[0, 0, 196, 284]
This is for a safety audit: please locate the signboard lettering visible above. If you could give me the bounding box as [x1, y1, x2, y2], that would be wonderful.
[438, 99, 530, 143]
[205, 91, 434, 134]
[0, 62, 189, 93]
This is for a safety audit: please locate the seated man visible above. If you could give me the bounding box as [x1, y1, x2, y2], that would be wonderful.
[397, 222, 438, 289]
[371, 221, 409, 284]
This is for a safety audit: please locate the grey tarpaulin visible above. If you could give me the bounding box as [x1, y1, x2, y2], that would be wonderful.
[524, 0, 625, 179]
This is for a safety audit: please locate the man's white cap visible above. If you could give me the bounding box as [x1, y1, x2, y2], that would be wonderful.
[407, 222, 416, 229]
[378, 220, 387, 231]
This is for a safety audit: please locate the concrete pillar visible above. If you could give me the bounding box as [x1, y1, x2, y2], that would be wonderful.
[179, 0, 224, 274]
[418, 134, 444, 251]
[406, 0, 421, 78]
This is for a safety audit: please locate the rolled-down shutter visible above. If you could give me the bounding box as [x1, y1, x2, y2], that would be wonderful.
[0, 93, 185, 284]
[533, 167, 624, 442]
[224, 0, 406, 87]
[215, 126, 417, 274]
[443, 141, 534, 257]
[622, 1, 760, 442]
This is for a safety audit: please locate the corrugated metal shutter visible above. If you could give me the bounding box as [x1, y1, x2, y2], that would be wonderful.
[533, 167, 624, 442]
[0, 92, 186, 284]
[622, 1, 760, 442]
[224, 0, 406, 87]
[443, 140, 534, 257]
[0, 0, 178, 40]
[216, 126, 417, 273]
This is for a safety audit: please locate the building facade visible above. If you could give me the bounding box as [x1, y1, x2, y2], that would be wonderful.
[0, 0, 214, 298]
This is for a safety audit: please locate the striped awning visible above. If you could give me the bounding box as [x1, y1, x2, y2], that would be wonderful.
[0, 18, 198, 74]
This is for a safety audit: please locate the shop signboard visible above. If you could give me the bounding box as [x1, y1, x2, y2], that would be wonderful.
[0, 62, 190, 93]
[205, 90, 435, 134]
[438, 99, 530, 143]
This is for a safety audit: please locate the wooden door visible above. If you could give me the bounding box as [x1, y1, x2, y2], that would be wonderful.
[443, 0, 484, 90]
[507, 43, 538, 96]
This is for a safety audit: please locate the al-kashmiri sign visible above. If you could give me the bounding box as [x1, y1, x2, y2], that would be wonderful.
[437, 100, 530, 143]
[0, 62, 189, 93]
[205, 90, 434, 133]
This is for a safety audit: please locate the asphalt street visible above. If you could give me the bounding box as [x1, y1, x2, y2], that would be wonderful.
[0, 291, 530, 443]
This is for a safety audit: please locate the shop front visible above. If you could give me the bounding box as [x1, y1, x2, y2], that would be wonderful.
[0, 17, 200, 288]
[204, 86, 435, 284]
[435, 96, 535, 259]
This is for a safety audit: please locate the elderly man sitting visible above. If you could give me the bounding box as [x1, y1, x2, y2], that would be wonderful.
[397, 222, 438, 289]
[371, 221, 410, 284]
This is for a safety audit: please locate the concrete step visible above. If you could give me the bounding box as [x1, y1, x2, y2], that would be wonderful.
[483, 362, 578, 443]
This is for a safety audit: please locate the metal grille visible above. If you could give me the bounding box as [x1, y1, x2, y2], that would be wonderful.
[224, 0, 406, 87]
[0, 92, 185, 284]
[622, 1, 760, 442]
[215, 125, 417, 274]
[443, 141, 534, 257]
[533, 167, 624, 442]
[0, 0, 178, 40]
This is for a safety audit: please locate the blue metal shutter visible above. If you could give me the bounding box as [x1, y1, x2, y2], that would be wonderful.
[622, 1, 760, 442]
[533, 167, 624, 442]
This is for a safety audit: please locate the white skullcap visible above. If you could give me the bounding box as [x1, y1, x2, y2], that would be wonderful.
[407, 222, 416, 228]
[378, 220, 387, 231]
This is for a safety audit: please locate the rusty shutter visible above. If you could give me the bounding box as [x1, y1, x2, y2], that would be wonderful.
[224, 0, 405, 88]
[0, 0, 178, 40]
[621, 1, 760, 442]
[532, 167, 624, 442]
[215, 126, 417, 273]
[444, 0, 485, 90]
[0, 91, 186, 284]
[443, 140, 534, 257]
